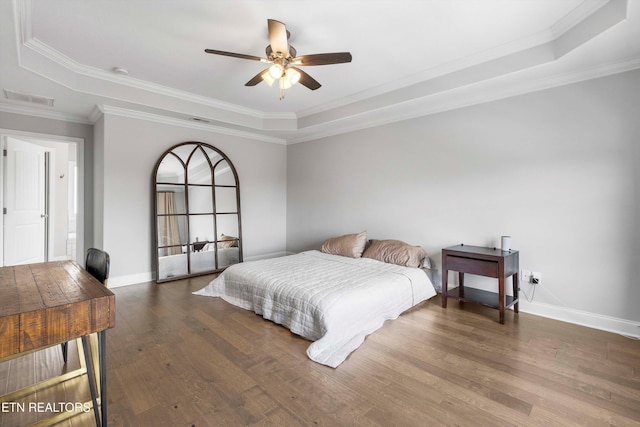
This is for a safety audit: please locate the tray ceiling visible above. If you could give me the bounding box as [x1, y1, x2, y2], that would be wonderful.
[1, 0, 638, 143]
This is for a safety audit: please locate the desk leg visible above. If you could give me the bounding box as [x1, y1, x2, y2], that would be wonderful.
[442, 268, 448, 308]
[81, 336, 101, 426]
[99, 330, 107, 427]
[458, 272, 465, 299]
[513, 273, 519, 313]
[498, 275, 505, 324]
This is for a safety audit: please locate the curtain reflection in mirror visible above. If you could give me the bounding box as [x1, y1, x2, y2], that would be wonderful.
[157, 191, 181, 256]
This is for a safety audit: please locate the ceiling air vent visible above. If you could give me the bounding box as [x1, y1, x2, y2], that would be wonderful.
[3, 89, 55, 106]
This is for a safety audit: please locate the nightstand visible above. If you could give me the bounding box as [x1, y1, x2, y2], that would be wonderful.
[441, 244, 519, 324]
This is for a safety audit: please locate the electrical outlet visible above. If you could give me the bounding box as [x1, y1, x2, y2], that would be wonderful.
[521, 269, 531, 282]
[531, 271, 541, 284]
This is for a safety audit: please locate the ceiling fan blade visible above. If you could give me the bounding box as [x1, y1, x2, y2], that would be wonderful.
[245, 69, 269, 86]
[205, 49, 265, 62]
[292, 67, 321, 90]
[292, 52, 352, 66]
[268, 19, 289, 56]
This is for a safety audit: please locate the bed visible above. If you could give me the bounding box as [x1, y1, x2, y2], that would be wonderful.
[194, 234, 437, 368]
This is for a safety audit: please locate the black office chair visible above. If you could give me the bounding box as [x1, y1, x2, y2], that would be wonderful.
[61, 248, 110, 362]
[85, 248, 110, 286]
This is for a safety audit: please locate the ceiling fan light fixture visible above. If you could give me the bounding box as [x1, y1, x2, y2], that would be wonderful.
[206, 19, 351, 100]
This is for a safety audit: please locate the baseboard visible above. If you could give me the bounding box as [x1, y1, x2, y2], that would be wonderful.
[108, 272, 153, 288]
[519, 300, 640, 339]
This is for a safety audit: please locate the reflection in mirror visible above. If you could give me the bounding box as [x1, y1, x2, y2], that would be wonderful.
[171, 144, 197, 163]
[157, 251, 188, 280]
[188, 147, 213, 185]
[190, 250, 217, 274]
[188, 186, 214, 213]
[189, 215, 215, 246]
[215, 187, 238, 213]
[154, 142, 242, 282]
[156, 154, 185, 184]
[216, 214, 240, 269]
[218, 248, 239, 269]
[203, 147, 224, 166]
[214, 160, 236, 186]
[157, 214, 188, 252]
[216, 214, 239, 239]
[157, 186, 186, 214]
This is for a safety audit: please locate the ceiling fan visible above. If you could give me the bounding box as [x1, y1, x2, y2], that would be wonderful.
[205, 19, 352, 99]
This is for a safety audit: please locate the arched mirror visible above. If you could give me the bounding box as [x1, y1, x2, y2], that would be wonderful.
[153, 142, 242, 282]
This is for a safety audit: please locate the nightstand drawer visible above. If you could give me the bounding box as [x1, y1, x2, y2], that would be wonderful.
[445, 255, 498, 278]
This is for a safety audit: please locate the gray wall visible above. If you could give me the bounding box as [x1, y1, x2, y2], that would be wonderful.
[286, 69, 640, 326]
[100, 114, 287, 285]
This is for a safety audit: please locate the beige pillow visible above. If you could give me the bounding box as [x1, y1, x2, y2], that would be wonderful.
[362, 239, 427, 268]
[321, 231, 367, 258]
[217, 234, 238, 249]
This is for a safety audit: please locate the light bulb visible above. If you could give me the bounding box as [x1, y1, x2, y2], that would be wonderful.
[261, 71, 275, 86]
[285, 68, 300, 85]
[280, 77, 292, 90]
[269, 64, 283, 79]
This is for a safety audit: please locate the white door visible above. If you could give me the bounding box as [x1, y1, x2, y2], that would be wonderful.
[3, 137, 48, 266]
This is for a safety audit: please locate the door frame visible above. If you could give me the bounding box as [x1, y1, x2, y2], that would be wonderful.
[0, 129, 84, 266]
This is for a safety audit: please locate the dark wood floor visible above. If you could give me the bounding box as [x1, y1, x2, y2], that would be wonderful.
[2, 274, 639, 426]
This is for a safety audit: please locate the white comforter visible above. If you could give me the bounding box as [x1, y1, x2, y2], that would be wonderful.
[193, 250, 436, 367]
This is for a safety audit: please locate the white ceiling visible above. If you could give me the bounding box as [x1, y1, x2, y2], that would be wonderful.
[1, 0, 639, 143]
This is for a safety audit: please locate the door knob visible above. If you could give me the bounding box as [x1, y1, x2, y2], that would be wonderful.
[41, 214, 48, 218]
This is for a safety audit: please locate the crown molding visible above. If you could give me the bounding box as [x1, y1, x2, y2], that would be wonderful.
[87, 105, 103, 124]
[96, 105, 287, 145]
[0, 101, 92, 124]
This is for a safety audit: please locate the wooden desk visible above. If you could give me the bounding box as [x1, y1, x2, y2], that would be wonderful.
[441, 245, 519, 324]
[0, 260, 115, 426]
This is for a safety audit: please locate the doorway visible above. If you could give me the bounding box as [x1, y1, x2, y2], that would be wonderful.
[0, 131, 84, 267]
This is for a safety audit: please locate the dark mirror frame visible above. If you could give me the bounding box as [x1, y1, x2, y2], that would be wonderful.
[153, 141, 242, 283]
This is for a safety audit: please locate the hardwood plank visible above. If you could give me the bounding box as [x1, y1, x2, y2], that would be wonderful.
[113, 355, 161, 415]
